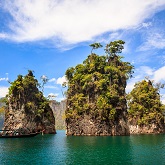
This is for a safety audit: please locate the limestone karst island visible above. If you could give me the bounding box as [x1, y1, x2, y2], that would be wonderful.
[0, 40, 165, 137]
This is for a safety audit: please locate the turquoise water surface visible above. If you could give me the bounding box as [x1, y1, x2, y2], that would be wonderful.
[0, 130, 165, 165]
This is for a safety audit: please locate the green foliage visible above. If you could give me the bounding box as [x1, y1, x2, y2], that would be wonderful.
[127, 79, 165, 125]
[105, 40, 125, 56]
[65, 40, 133, 121]
[0, 106, 5, 114]
[6, 70, 52, 122]
[89, 42, 103, 54]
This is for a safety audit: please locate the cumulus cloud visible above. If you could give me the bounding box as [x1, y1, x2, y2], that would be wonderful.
[56, 76, 67, 86]
[0, 87, 8, 97]
[1, 0, 165, 47]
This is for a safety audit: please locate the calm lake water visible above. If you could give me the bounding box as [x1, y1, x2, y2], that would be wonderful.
[0, 130, 165, 165]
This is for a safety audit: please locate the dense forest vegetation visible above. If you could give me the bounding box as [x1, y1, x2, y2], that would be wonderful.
[127, 79, 165, 125]
[65, 40, 165, 131]
[65, 40, 134, 121]
[6, 70, 53, 123]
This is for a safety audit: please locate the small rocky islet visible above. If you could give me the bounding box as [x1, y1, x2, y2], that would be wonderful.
[1, 40, 165, 136]
[3, 70, 56, 134]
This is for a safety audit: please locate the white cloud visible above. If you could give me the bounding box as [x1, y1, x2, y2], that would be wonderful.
[153, 66, 165, 82]
[142, 22, 152, 28]
[56, 76, 67, 86]
[45, 85, 58, 89]
[1, 0, 165, 47]
[0, 87, 8, 97]
[0, 33, 8, 39]
[48, 78, 56, 83]
[48, 92, 59, 97]
[0, 74, 9, 82]
[0, 78, 6, 81]
[48, 76, 67, 86]
[138, 66, 154, 76]
[138, 32, 165, 51]
[126, 81, 135, 93]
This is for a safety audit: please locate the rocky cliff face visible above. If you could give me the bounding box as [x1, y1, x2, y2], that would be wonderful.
[66, 114, 129, 136]
[3, 102, 56, 134]
[66, 115, 165, 136]
[128, 124, 165, 134]
[128, 118, 165, 134]
[49, 100, 66, 130]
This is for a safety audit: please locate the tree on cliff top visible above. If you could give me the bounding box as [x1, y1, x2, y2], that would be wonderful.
[89, 43, 103, 54]
[65, 40, 134, 121]
[127, 79, 165, 125]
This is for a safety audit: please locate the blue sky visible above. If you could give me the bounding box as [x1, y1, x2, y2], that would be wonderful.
[0, 0, 165, 102]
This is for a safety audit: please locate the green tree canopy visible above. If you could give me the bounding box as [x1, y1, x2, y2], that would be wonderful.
[89, 42, 103, 54]
[127, 79, 165, 125]
[65, 40, 133, 121]
[105, 40, 125, 56]
[6, 70, 52, 122]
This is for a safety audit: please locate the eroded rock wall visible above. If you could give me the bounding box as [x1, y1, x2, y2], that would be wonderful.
[128, 121, 165, 134]
[3, 103, 56, 134]
[66, 114, 165, 136]
[66, 114, 129, 136]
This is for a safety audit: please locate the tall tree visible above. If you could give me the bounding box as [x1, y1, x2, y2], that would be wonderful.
[89, 42, 103, 54]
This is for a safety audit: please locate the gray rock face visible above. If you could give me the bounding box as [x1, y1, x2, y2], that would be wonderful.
[66, 114, 165, 136]
[49, 100, 66, 130]
[3, 102, 56, 134]
[128, 124, 164, 134]
[128, 119, 165, 134]
[66, 114, 130, 136]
